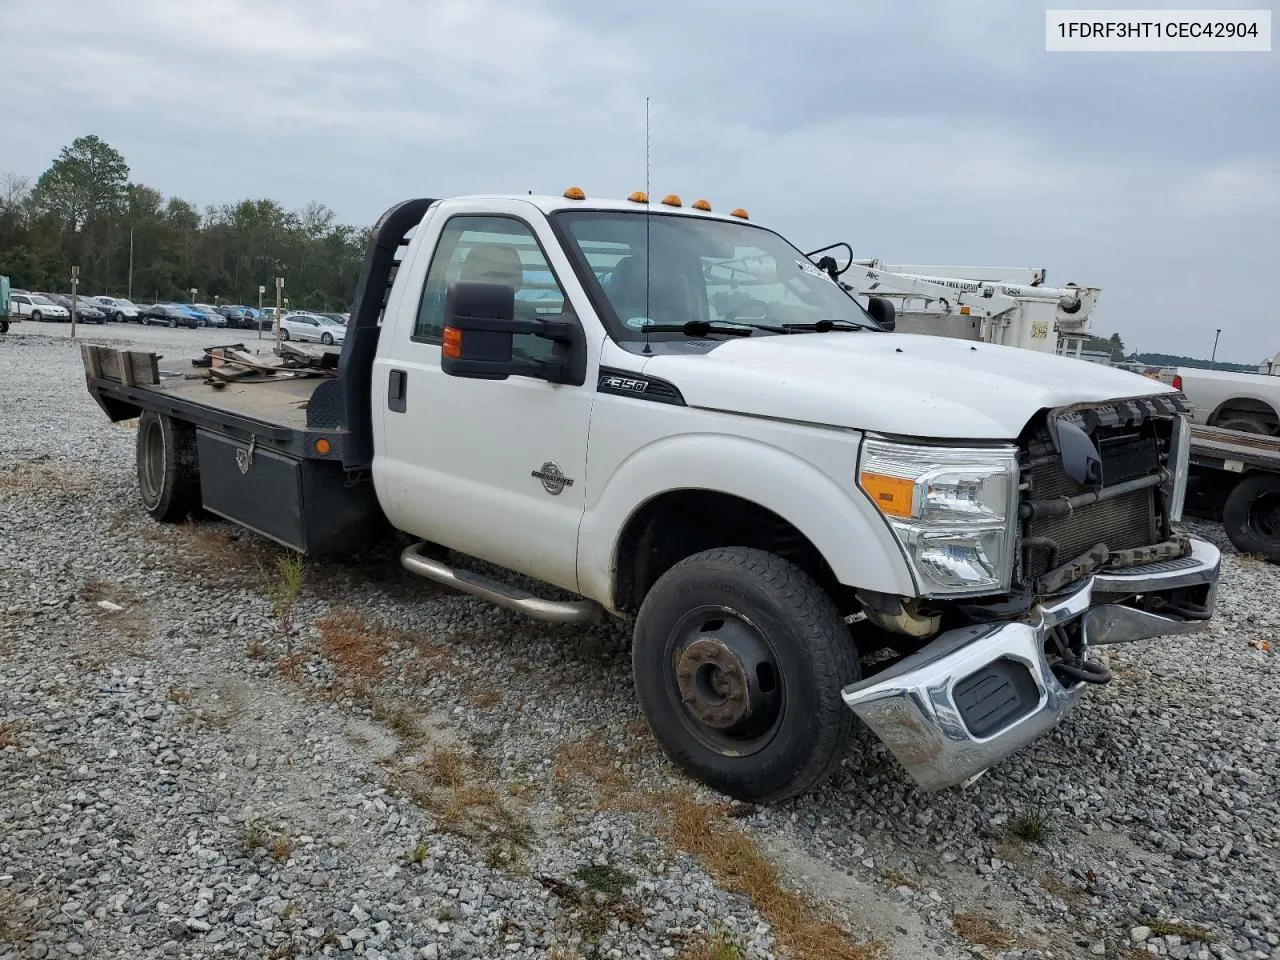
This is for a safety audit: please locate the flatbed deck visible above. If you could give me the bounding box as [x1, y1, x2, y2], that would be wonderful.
[1190, 423, 1280, 474]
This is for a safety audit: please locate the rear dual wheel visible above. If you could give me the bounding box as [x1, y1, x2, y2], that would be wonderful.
[137, 410, 201, 522]
[632, 547, 860, 803]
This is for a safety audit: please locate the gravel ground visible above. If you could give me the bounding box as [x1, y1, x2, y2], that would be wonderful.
[1, 321, 1277, 960]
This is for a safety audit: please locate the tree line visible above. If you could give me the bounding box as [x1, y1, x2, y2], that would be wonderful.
[0, 135, 369, 310]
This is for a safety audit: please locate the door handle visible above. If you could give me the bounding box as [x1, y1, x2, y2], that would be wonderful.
[388, 369, 407, 413]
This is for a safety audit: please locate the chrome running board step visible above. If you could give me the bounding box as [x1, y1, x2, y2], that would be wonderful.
[400, 542, 603, 625]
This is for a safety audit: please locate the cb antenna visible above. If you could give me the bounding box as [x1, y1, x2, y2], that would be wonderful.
[643, 96, 652, 355]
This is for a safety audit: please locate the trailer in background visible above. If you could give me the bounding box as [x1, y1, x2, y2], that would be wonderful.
[1186, 424, 1280, 562]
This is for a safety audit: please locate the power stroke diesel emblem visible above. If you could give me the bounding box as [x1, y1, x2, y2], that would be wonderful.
[531, 461, 574, 496]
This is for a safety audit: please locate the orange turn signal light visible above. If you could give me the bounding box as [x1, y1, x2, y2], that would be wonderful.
[661, 194, 682, 207]
[691, 199, 711, 211]
[858, 472, 915, 518]
[563, 186, 585, 200]
[443, 326, 462, 359]
[959, 305, 971, 315]
[315, 438, 331, 455]
[628, 190, 649, 203]
[729, 207, 749, 219]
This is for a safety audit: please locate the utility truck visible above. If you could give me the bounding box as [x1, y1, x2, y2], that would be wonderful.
[804, 245, 1097, 356]
[83, 190, 1220, 801]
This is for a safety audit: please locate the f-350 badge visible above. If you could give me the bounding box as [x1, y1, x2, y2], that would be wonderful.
[532, 461, 574, 496]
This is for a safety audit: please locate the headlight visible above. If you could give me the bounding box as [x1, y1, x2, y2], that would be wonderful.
[858, 438, 1019, 596]
[1165, 413, 1190, 523]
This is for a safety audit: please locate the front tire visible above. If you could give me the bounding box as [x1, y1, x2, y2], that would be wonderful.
[321, 332, 334, 345]
[632, 547, 860, 803]
[136, 410, 201, 522]
[31, 310, 42, 322]
[280, 328, 290, 341]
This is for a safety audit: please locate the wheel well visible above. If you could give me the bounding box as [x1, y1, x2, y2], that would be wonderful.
[612, 490, 846, 614]
[1209, 397, 1278, 427]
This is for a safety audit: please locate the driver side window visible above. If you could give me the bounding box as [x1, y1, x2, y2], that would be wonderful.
[412, 215, 570, 361]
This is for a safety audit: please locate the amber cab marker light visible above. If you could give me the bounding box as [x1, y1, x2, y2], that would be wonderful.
[858, 472, 915, 519]
[563, 186, 586, 200]
[627, 190, 649, 203]
[729, 207, 749, 219]
[442, 326, 462, 359]
[692, 199, 711, 211]
[315, 438, 331, 455]
[661, 194, 682, 207]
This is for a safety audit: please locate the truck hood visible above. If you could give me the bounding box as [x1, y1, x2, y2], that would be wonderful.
[640, 332, 1175, 439]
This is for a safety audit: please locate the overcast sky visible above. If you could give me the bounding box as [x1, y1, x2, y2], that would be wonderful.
[3, 0, 1275, 361]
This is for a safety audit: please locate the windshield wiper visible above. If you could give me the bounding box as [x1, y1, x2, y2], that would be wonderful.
[780, 319, 870, 333]
[640, 320, 757, 338]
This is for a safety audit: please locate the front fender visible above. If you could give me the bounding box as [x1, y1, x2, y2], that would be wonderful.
[577, 431, 916, 609]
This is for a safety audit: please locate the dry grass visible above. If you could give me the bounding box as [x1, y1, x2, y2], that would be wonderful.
[680, 932, 745, 960]
[1147, 918, 1215, 942]
[270, 836, 293, 861]
[315, 609, 390, 678]
[880, 868, 921, 892]
[0, 889, 35, 943]
[0, 459, 95, 494]
[390, 744, 532, 851]
[469, 689, 501, 710]
[0, 721, 21, 749]
[77, 578, 150, 662]
[116, 417, 139, 429]
[668, 794, 882, 960]
[553, 733, 647, 811]
[167, 687, 192, 704]
[952, 913, 1018, 950]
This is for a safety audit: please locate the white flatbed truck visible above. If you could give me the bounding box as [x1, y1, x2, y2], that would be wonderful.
[83, 190, 1221, 801]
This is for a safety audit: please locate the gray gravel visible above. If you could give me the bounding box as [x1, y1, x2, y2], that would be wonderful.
[1, 321, 1277, 960]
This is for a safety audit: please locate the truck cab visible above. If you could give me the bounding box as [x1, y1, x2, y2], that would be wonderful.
[84, 190, 1221, 803]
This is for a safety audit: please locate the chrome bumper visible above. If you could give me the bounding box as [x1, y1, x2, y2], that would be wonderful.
[841, 537, 1220, 791]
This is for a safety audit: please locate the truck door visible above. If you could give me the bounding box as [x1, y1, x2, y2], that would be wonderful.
[373, 202, 597, 593]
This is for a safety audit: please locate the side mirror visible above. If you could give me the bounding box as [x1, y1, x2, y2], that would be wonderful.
[866, 296, 896, 332]
[440, 281, 586, 386]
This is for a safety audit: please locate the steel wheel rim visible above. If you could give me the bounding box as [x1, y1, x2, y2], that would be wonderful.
[1250, 492, 1280, 539]
[662, 604, 786, 757]
[140, 419, 165, 506]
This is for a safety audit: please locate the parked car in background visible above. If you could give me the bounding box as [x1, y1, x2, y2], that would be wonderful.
[277, 311, 346, 345]
[91, 296, 142, 322]
[259, 306, 286, 327]
[191, 304, 227, 328]
[10, 292, 70, 322]
[49, 294, 107, 324]
[216, 305, 263, 329]
[142, 303, 199, 329]
[318, 312, 349, 325]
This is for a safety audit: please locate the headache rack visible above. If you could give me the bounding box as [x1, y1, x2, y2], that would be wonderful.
[1016, 394, 1190, 594]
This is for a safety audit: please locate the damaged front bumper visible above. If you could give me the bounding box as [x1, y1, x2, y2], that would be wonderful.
[841, 537, 1220, 791]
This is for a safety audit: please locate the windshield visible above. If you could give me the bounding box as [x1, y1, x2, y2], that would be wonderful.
[31, 295, 55, 305]
[554, 210, 877, 342]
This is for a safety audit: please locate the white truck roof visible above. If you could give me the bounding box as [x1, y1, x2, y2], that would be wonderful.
[440, 191, 750, 223]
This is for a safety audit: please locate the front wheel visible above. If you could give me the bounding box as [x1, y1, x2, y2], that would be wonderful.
[168, 317, 177, 328]
[320, 332, 334, 345]
[31, 311, 42, 322]
[279, 328, 290, 341]
[1223, 474, 1280, 562]
[136, 410, 201, 522]
[632, 547, 860, 803]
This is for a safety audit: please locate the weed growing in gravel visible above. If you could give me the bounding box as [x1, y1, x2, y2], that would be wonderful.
[880, 868, 921, 891]
[952, 913, 1017, 950]
[406, 840, 430, 865]
[270, 836, 292, 861]
[0, 721, 21, 749]
[263, 552, 306, 645]
[1008, 808, 1052, 845]
[0, 460, 94, 494]
[0, 889, 34, 943]
[1147, 918, 1215, 942]
[167, 687, 191, 703]
[574, 863, 636, 899]
[243, 820, 269, 852]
